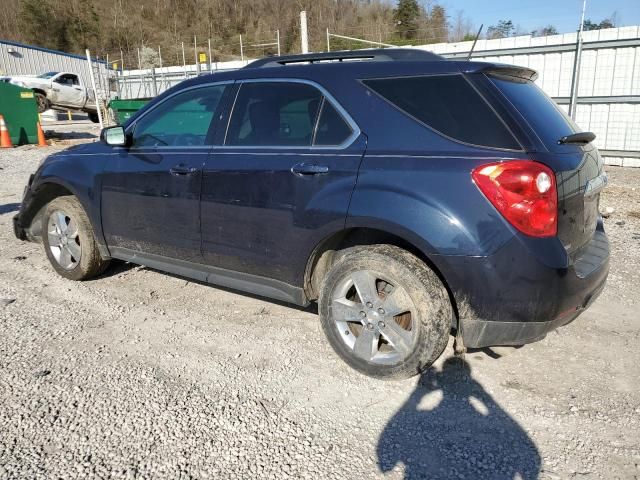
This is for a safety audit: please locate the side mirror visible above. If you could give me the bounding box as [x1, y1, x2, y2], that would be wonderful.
[102, 126, 127, 147]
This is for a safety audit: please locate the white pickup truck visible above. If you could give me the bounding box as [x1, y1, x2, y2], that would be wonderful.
[0, 71, 100, 122]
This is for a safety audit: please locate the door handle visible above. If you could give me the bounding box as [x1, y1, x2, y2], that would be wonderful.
[291, 163, 329, 176]
[170, 165, 198, 176]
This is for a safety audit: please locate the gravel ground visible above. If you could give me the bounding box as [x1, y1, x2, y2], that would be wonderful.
[1, 144, 639, 479]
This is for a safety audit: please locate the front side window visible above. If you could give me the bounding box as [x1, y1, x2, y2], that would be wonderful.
[363, 74, 520, 150]
[56, 74, 79, 86]
[132, 85, 226, 147]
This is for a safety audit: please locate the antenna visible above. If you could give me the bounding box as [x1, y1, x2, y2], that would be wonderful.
[467, 24, 484, 61]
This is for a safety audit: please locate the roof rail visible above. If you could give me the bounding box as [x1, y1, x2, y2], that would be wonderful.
[245, 48, 444, 69]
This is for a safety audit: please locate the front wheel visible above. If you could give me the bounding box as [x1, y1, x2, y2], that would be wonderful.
[34, 92, 50, 113]
[42, 196, 110, 280]
[319, 245, 451, 380]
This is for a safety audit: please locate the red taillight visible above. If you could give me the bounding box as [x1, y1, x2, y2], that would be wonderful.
[472, 160, 557, 238]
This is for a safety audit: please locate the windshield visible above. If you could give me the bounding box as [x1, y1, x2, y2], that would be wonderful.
[38, 72, 59, 79]
[489, 74, 581, 151]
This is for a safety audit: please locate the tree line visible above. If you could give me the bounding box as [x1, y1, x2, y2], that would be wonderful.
[0, 0, 620, 67]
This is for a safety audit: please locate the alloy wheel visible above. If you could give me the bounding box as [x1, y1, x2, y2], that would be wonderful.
[331, 269, 417, 365]
[47, 210, 81, 270]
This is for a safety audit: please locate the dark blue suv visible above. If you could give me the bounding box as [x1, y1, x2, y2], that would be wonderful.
[13, 49, 609, 379]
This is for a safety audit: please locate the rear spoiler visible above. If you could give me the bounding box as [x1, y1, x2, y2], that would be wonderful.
[481, 65, 538, 83]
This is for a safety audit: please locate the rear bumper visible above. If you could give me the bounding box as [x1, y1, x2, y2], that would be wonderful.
[460, 277, 606, 347]
[435, 226, 609, 348]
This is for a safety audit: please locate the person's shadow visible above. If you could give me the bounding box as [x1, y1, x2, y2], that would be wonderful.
[377, 357, 541, 479]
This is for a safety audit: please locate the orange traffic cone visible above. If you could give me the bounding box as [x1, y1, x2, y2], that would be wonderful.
[36, 122, 47, 147]
[0, 115, 13, 148]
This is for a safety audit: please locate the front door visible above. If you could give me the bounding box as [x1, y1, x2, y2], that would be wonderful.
[52, 74, 85, 107]
[101, 83, 229, 262]
[201, 80, 365, 287]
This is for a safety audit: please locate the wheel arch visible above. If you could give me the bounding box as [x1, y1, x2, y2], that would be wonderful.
[31, 88, 47, 97]
[21, 181, 75, 236]
[303, 226, 459, 327]
[20, 180, 104, 255]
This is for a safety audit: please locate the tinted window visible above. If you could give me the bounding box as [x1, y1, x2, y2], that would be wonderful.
[489, 75, 579, 150]
[133, 85, 225, 147]
[363, 75, 520, 150]
[226, 82, 322, 146]
[314, 100, 353, 146]
[56, 74, 78, 86]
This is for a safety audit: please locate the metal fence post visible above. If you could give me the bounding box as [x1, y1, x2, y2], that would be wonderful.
[208, 38, 213, 71]
[85, 49, 104, 129]
[136, 47, 145, 98]
[182, 42, 187, 78]
[194, 35, 200, 75]
[568, 0, 587, 119]
[151, 67, 158, 96]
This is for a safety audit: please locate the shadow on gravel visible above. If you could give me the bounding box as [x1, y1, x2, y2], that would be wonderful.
[0, 203, 20, 215]
[377, 357, 540, 479]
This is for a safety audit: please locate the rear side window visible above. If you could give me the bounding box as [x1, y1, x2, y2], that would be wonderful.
[314, 99, 353, 146]
[363, 75, 520, 150]
[226, 82, 322, 147]
[226, 82, 355, 147]
[489, 75, 579, 150]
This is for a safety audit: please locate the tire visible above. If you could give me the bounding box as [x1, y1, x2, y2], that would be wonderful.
[319, 245, 451, 380]
[88, 111, 100, 123]
[34, 92, 50, 113]
[42, 196, 110, 280]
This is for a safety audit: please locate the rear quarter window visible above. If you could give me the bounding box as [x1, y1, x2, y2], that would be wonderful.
[362, 74, 520, 150]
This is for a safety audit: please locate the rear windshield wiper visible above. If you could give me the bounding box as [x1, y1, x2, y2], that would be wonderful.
[558, 132, 596, 145]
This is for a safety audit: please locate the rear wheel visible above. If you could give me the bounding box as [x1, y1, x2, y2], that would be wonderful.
[42, 196, 110, 280]
[319, 245, 451, 379]
[88, 111, 100, 123]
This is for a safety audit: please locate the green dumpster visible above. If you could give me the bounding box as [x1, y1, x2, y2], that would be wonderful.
[0, 82, 39, 145]
[108, 98, 151, 125]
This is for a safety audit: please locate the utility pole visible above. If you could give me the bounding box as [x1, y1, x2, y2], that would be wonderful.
[276, 30, 281, 56]
[300, 11, 309, 53]
[569, 0, 587, 119]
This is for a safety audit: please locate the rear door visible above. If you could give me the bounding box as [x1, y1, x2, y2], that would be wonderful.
[101, 83, 229, 262]
[484, 72, 607, 254]
[200, 79, 365, 287]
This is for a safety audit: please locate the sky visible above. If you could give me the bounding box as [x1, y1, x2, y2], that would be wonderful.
[441, 0, 640, 34]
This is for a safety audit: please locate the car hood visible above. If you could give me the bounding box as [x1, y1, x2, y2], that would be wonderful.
[3, 76, 50, 87]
